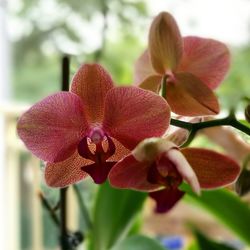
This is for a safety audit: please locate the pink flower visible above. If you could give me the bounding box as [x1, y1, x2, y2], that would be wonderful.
[17, 64, 170, 187]
[134, 12, 230, 116]
[109, 138, 240, 213]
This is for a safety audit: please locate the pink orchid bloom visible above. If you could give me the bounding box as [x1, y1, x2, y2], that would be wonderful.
[17, 64, 170, 187]
[109, 138, 240, 213]
[134, 12, 230, 116]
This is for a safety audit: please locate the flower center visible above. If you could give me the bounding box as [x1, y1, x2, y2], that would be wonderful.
[88, 127, 105, 144]
[147, 154, 182, 189]
[78, 127, 115, 160]
[165, 70, 176, 83]
[77, 127, 116, 184]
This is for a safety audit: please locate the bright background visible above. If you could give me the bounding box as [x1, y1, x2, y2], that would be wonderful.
[0, 0, 250, 249]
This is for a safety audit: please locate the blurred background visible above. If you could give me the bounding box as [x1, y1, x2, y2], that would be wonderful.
[1, 0, 250, 249]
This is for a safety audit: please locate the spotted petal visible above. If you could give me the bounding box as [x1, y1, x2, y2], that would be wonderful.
[166, 72, 219, 116]
[107, 137, 130, 162]
[103, 87, 170, 150]
[17, 92, 89, 162]
[109, 154, 160, 192]
[45, 151, 91, 188]
[178, 36, 230, 89]
[71, 64, 114, 123]
[149, 12, 183, 74]
[181, 148, 240, 189]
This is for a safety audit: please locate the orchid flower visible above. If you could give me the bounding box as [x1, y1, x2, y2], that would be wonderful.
[109, 138, 240, 213]
[17, 64, 170, 187]
[134, 12, 230, 116]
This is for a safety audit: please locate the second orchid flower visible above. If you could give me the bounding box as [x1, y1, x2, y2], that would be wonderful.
[134, 12, 230, 116]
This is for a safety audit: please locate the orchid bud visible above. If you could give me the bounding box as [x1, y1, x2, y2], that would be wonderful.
[235, 154, 250, 196]
[236, 168, 250, 196]
[245, 104, 250, 123]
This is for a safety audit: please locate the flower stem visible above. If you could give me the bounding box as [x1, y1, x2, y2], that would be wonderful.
[161, 75, 168, 98]
[59, 55, 84, 250]
[60, 187, 69, 250]
[61, 55, 70, 92]
[73, 184, 93, 232]
[171, 112, 250, 147]
[39, 191, 60, 227]
[60, 55, 70, 250]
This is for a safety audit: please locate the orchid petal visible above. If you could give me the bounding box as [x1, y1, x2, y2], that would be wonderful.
[181, 148, 241, 189]
[103, 87, 170, 150]
[139, 75, 162, 93]
[166, 72, 219, 116]
[149, 12, 183, 74]
[134, 50, 155, 84]
[17, 92, 88, 162]
[107, 137, 130, 162]
[109, 154, 160, 192]
[44, 151, 91, 188]
[71, 64, 114, 123]
[149, 188, 185, 213]
[178, 36, 230, 89]
[167, 149, 200, 195]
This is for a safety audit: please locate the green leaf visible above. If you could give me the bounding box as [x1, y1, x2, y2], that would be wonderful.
[193, 228, 236, 250]
[73, 184, 93, 232]
[110, 235, 166, 250]
[187, 241, 200, 250]
[181, 183, 250, 245]
[89, 182, 147, 250]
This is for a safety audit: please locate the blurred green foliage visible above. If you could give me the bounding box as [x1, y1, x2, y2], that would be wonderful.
[182, 183, 250, 245]
[88, 182, 147, 250]
[193, 228, 237, 250]
[217, 46, 250, 110]
[11, 0, 250, 111]
[11, 0, 148, 103]
[110, 235, 166, 250]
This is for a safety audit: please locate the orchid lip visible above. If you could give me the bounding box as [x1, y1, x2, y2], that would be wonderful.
[78, 132, 115, 162]
[165, 70, 176, 83]
[78, 130, 116, 184]
[147, 154, 182, 189]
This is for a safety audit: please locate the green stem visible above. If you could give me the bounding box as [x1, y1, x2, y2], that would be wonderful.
[161, 75, 167, 98]
[73, 184, 93, 232]
[171, 116, 250, 135]
[39, 192, 60, 227]
[60, 56, 70, 250]
[60, 187, 69, 250]
[170, 113, 250, 147]
[181, 130, 197, 148]
[170, 118, 193, 131]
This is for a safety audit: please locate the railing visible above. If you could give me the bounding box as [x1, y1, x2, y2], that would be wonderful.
[1, 103, 79, 250]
